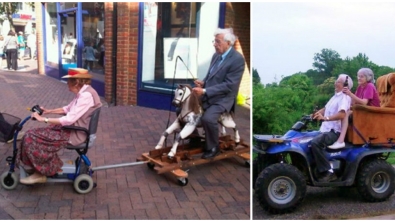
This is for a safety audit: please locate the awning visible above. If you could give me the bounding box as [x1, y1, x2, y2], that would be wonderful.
[13, 19, 36, 26]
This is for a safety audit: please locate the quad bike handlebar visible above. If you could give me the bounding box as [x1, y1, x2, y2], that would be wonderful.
[292, 114, 318, 131]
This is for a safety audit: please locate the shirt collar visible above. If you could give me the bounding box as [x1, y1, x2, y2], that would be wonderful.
[334, 91, 343, 96]
[78, 84, 89, 95]
[220, 46, 232, 60]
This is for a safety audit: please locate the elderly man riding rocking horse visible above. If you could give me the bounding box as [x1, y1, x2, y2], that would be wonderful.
[193, 27, 245, 159]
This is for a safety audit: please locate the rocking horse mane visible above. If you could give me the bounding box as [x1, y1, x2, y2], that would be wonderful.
[183, 85, 202, 115]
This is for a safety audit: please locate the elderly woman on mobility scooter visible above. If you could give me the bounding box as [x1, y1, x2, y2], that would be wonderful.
[17, 68, 102, 184]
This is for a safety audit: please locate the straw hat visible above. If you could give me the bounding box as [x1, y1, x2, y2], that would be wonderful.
[61, 68, 93, 79]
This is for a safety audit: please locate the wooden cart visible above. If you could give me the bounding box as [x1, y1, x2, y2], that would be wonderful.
[137, 135, 250, 186]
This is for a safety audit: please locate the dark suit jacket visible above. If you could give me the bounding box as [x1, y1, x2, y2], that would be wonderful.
[202, 47, 245, 112]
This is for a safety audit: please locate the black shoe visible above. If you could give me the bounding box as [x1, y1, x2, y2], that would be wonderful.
[201, 146, 220, 159]
[318, 172, 337, 182]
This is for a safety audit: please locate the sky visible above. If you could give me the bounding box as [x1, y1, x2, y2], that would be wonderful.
[252, 2, 395, 84]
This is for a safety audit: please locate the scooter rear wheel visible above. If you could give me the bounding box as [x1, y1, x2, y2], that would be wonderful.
[1, 172, 18, 190]
[74, 174, 94, 194]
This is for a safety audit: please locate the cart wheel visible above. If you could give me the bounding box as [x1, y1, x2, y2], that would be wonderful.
[1, 172, 18, 190]
[74, 174, 94, 194]
[245, 160, 250, 168]
[147, 162, 155, 170]
[177, 177, 188, 186]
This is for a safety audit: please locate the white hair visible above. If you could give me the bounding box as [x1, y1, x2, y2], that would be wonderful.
[358, 68, 375, 83]
[338, 74, 353, 90]
[214, 28, 237, 46]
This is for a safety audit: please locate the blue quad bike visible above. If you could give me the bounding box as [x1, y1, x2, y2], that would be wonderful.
[253, 115, 395, 214]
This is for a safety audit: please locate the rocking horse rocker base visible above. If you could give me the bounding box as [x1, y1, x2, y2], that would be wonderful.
[137, 135, 250, 186]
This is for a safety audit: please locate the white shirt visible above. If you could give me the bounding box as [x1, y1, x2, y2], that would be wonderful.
[27, 34, 36, 48]
[320, 91, 351, 133]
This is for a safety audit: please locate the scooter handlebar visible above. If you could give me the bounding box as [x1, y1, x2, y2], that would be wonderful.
[30, 105, 43, 120]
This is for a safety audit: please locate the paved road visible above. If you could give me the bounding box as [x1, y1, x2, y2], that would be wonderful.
[253, 177, 395, 219]
[0, 67, 250, 219]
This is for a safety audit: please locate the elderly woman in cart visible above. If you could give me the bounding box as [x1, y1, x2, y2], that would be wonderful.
[328, 68, 380, 149]
[17, 68, 102, 184]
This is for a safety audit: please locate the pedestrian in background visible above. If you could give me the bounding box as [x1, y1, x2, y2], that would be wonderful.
[0, 35, 5, 68]
[4, 30, 18, 71]
[17, 31, 25, 60]
[27, 30, 37, 60]
[83, 41, 98, 71]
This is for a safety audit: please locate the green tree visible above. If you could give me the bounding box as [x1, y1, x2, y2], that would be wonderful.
[331, 53, 395, 86]
[0, 3, 19, 30]
[0, 3, 34, 30]
[304, 69, 321, 85]
[332, 53, 376, 80]
[253, 74, 317, 135]
[375, 66, 395, 78]
[313, 48, 342, 82]
[252, 68, 261, 85]
[252, 48, 395, 136]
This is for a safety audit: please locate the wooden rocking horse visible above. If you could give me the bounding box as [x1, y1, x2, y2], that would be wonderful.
[155, 84, 240, 159]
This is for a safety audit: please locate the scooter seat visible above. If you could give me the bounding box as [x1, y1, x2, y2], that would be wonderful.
[65, 134, 96, 150]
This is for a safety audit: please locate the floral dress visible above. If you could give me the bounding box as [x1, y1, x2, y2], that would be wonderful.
[18, 124, 71, 176]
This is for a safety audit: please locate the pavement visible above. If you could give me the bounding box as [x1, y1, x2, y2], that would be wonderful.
[353, 214, 395, 220]
[0, 56, 38, 73]
[0, 59, 250, 219]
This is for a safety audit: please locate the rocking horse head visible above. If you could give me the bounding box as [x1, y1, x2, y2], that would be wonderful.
[172, 84, 201, 115]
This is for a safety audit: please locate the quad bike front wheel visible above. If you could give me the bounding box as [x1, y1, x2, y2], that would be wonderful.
[1, 172, 19, 190]
[255, 163, 306, 214]
[357, 159, 395, 202]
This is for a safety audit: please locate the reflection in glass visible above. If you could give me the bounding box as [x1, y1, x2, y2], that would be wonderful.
[141, 2, 220, 94]
[82, 2, 105, 74]
[44, 3, 59, 67]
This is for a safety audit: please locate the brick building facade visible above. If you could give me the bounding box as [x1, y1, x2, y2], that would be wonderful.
[37, 2, 250, 110]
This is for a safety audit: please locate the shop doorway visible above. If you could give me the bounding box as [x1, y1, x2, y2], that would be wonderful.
[59, 11, 77, 77]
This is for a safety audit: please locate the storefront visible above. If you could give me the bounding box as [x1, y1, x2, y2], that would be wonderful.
[12, 13, 36, 34]
[42, 2, 105, 95]
[39, 2, 250, 110]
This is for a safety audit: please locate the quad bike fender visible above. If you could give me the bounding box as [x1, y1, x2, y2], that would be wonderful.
[265, 143, 307, 157]
[338, 148, 395, 186]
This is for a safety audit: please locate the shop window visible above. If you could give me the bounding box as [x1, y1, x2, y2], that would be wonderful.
[16, 3, 23, 10]
[44, 3, 59, 68]
[82, 2, 105, 75]
[59, 3, 77, 11]
[60, 11, 77, 68]
[141, 2, 220, 94]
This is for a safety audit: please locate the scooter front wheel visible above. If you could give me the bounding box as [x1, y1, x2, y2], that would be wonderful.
[1, 172, 19, 190]
[74, 174, 94, 194]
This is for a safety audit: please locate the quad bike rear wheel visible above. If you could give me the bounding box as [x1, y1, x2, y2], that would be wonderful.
[255, 163, 306, 214]
[357, 159, 395, 202]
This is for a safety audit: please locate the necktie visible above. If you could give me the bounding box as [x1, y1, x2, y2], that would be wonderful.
[209, 56, 222, 76]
